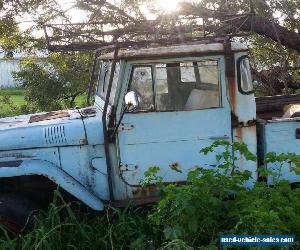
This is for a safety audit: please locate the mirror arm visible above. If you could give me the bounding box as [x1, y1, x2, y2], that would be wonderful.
[109, 105, 129, 140]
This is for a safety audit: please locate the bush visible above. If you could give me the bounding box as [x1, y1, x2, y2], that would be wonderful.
[0, 92, 31, 117]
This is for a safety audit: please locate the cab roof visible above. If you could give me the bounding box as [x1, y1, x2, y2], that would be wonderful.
[99, 41, 248, 60]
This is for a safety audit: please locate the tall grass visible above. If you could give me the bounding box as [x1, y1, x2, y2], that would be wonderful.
[0, 190, 163, 250]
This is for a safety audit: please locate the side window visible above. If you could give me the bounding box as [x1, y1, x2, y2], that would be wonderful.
[97, 61, 120, 104]
[97, 61, 108, 99]
[155, 60, 221, 111]
[110, 64, 120, 104]
[127, 60, 221, 112]
[237, 56, 254, 94]
[129, 66, 154, 111]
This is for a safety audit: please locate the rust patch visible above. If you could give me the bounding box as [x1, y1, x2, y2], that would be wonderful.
[235, 127, 243, 142]
[110, 197, 159, 208]
[244, 125, 257, 135]
[113, 182, 187, 208]
[246, 119, 257, 126]
[29, 111, 70, 123]
[132, 181, 186, 199]
[228, 76, 236, 115]
[80, 107, 97, 118]
[132, 184, 158, 198]
[169, 162, 182, 173]
[79, 139, 88, 145]
[224, 40, 237, 116]
[0, 153, 33, 159]
[234, 124, 256, 143]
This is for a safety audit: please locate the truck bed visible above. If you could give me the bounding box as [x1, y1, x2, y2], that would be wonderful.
[256, 94, 300, 120]
[256, 95, 300, 184]
[261, 118, 300, 184]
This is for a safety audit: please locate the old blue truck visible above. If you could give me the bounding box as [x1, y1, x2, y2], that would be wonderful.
[0, 39, 298, 229]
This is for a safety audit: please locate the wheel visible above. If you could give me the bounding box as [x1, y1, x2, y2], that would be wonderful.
[0, 194, 38, 234]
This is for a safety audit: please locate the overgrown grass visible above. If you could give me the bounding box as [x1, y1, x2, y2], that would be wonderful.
[0, 191, 163, 250]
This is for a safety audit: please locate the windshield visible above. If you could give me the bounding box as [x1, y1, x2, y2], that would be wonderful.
[96, 61, 120, 105]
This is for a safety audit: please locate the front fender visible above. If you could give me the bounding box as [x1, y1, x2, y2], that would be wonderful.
[0, 160, 104, 211]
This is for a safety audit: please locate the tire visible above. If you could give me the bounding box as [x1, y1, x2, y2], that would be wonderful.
[0, 193, 38, 234]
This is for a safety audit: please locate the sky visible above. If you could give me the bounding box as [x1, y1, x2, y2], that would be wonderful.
[60, 0, 189, 22]
[18, 0, 188, 34]
[17, 0, 195, 40]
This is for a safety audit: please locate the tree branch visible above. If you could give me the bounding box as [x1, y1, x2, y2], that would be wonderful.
[179, 2, 300, 52]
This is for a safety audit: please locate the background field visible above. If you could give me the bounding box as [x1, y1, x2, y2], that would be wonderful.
[0, 88, 86, 117]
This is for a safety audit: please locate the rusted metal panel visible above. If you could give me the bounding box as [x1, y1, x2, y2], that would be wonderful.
[233, 124, 257, 185]
[111, 197, 159, 208]
[29, 111, 70, 123]
[0, 148, 60, 166]
[132, 184, 158, 199]
[0, 110, 87, 150]
[99, 42, 248, 60]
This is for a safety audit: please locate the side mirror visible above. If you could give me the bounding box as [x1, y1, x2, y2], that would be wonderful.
[125, 91, 140, 111]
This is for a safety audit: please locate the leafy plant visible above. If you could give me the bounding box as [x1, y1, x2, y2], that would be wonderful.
[148, 140, 300, 248]
[262, 152, 300, 183]
[0, 92, 31, 117]
[149, 141, 256, 246]
[139, 166, 163, 187]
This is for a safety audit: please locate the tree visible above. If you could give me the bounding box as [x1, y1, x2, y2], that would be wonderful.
[13, 53, 90, 111]
[3, 0, 300, 102]
[0, 0, 69, 55]
[44, 0, 300, 96]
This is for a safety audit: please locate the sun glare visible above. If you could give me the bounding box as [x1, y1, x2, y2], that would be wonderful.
[157, 0, 180, 12]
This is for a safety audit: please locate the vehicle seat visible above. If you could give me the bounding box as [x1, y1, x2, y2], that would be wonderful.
[184, 89, 219, 110]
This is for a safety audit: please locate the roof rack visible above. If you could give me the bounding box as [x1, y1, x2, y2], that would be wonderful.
[44, 14, 253, 52]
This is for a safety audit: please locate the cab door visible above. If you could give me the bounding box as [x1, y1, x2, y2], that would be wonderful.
[116, 56, 232, 186]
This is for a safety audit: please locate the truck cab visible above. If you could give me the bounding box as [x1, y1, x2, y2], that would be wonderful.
[98, 41, 257, 204]
[0, 40, 271, 221]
